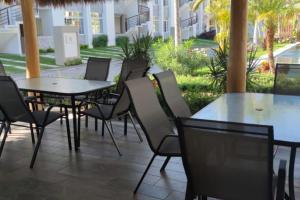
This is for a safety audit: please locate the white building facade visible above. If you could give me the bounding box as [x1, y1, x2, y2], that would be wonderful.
[0, 0, 211, 54]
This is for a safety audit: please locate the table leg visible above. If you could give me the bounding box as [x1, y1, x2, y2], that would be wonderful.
[288, 146, 296, 200]
[71, 96, 79, 151]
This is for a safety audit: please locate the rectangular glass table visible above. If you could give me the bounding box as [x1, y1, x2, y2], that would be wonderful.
[16, 77, 115, 151]
[192, 93, 300, 200]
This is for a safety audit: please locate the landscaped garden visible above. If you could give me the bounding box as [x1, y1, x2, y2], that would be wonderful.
[151, 37, 274, 113]
[0, 36, 279, 113]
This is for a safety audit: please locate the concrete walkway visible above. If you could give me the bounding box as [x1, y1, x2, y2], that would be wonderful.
[11, 60, 162, 81]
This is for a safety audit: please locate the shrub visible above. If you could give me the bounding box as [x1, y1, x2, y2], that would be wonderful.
[39, 49, 47, 54]
[64, 58, 82, 66]
[119, 33, 153, 64]
[80, 44, 89, 49]
[46, 48, 54, 53]
[116, 36, 129, 47]
[93, 35, 108, 48]
[153, 36, 163, 42]
[153, 37, 208, 75]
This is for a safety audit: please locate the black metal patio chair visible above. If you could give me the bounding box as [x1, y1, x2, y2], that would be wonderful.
[274, 63, 300, 96]
[0, 61, 6, 135]
[154, 70, 192, 118]
[0, 60, 7, 76]
[0, 76, 72, 168]
[78, 68, 148, 156]
[99, 58, 149, 135]
[77, 57, 111, 130]
[176, 118, 287, 200]
[125, 77, 181, 194]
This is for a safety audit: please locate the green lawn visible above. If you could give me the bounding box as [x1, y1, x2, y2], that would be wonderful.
[191, 39, 218, 48]
[0, 46, 123, 74]
[80, 46, 122, 60]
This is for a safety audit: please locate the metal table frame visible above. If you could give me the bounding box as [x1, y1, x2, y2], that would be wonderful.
[16, 77, 115, 151]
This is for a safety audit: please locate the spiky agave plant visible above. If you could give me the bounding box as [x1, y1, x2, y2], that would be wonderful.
[119, 32, 153, 65]
[208, 40, 259, 92]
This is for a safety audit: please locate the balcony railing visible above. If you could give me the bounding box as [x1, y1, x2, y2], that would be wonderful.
[181, 15, 198, 28]
[126, 5, 150, 31]
[0, 4, 39, 27]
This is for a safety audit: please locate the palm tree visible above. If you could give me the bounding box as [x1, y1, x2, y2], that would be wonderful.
[174, 0, 181, 46]
[192, 0, 230, 46]
[249, 0, 300, 72]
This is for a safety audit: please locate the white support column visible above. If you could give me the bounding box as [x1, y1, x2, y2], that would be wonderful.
[198, 4, 204, 34]
[83, 4, 93, 48]
[103, 0, 116, 46]
[169, 0, 176, 39]
[159, 0, 164, 39]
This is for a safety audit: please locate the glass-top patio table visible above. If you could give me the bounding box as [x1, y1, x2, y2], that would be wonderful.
[192, 93, 300, 200]
[16, 77, 115, 151]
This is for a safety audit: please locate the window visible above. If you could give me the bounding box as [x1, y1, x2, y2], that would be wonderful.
[91, 12, 103, 34]
[153, 16, 160, 33]
[65, 11, 84, 34]
[163, 20, 168, 32]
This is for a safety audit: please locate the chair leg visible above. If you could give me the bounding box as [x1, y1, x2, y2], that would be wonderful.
[124, 115, 127, 136]
[29, 123, 35, 144]
[101, 120, 105, 136]
[134, 154, 156, 194]
[64, 107, 72, 150]
[160, 156, 171, 172]
[0, 122, 5, 137]
[185, 181, 194, 200]
[128, 111, 143, 142]
[60, 106, 63, 125]
[84, 103, 89, 128]
[77, 109, 81, 146]
[109, 120, 114, 133]
[104, 120, 122, 156]
[0, 123, 10, 158]
[95, 118, 98, 131]
[30, 127, 45, 168]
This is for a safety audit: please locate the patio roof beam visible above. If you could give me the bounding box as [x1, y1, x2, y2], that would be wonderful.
[20, 0, 40, 78]
[227, 0, 248, 93]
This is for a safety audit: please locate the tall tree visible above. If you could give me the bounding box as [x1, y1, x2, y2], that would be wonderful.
[192, 0, 230, 46]
[174, 0, 181, 46]
[249, 0, 300, 72]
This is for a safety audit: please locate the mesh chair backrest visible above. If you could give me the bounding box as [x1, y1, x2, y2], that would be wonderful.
[84, 57, 111, 81]
[154, 70, 191, 118]
[274, 64, 300, 96]
[177, 118, 273, 200]
[112, 67, 150, 117]
[0, 76, 33, 122]
[0, 61, 7, 76]
[0, 111, 5, 121]
[125, 77, 174, 152]
[115, 58, 149, 94]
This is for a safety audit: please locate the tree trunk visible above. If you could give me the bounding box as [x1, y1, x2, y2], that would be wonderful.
[174, 0, 181, 46]
[297, 15, 300, 41]
[20, 0, 40, 78]
[266, 23, 275, 73]
[227, 0, 248, 93]
[253, 20, 258, 45]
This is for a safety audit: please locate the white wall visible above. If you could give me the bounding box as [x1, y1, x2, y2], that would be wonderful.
[0, 28, 22, 55]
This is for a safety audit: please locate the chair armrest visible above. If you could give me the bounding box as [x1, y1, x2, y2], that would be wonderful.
[156, 134, 179, 152]
[78, 100, 106, 119]
[276, 159, 287, 200]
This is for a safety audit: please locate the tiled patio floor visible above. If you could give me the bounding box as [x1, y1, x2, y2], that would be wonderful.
[0, 118, 299, 200]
